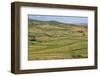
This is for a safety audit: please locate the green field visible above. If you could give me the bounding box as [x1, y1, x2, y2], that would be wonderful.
[28, 19, 88, 60]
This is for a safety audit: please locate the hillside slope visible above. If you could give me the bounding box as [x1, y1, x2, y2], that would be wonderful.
[28, 19, 88, 60]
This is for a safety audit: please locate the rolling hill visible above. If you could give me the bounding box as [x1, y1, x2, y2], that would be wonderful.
[28, 19, 88, 60]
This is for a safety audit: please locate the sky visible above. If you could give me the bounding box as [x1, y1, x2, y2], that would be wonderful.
[28, 15, 88, 24]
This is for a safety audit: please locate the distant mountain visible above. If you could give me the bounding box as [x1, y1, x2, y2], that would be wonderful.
[28, 19, 45, 23]
[46, 20, 62, 25]
[28, 19, 66, 25]
[28, 19, 87, 26]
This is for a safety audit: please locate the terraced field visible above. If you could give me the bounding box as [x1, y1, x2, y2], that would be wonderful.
[28, 20, 88, 60]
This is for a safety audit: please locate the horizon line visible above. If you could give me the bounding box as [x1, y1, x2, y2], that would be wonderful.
[29, 18, 88, 25]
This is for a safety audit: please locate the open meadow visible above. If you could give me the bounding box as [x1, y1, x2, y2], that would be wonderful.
[28, 16, 88, 60]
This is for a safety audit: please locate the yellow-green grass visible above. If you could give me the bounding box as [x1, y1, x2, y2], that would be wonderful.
[28, 24, 88, 60]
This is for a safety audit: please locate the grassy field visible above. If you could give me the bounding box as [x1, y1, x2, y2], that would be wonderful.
[28, 19, 88, 60]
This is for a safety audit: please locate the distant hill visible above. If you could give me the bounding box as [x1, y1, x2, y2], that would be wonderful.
[28, 19, 66, 25]
[28, 18, 87, 27]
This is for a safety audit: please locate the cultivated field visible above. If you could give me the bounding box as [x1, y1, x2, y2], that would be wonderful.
[28, 19, 88, 60]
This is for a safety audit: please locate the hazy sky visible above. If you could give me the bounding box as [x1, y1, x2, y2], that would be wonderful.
[28, 15, 88, 24]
